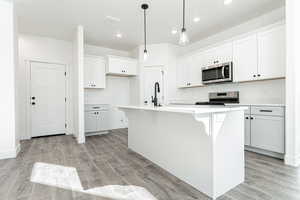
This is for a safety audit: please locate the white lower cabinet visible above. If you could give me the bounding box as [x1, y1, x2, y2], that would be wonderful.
[84, 111, 110, 133]
[84, 111, 98, 132]
[243, 106, 285, 155]
[251, 115, 285, 154]
[96, 111, 110, 131]
[244, 114, 251, 146]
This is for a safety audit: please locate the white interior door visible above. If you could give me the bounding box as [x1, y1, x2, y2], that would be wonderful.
[30, 61, 66, 137]
[143, 66, 164, 106]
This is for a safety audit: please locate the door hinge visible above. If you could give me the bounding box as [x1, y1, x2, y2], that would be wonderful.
[64, 72, 67, 76]
[65, 123, 67, 128]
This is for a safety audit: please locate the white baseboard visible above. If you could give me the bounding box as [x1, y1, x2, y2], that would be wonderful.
[85, 131, 109, 137]
[0, 143, 21, 160]
[284, 154, 300, 167]
[245, 146, 284, 159]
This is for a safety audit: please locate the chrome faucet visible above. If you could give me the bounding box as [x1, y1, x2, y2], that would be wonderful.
[151, 82, 160, 107]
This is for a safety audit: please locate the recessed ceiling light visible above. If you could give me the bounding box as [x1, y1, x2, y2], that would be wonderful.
[193, 17, 201, 23]
[115, 33, 122, 38]
[224, 0, 232, 5]
[106, 16, 121, 23]
[171, 29, 178, 35]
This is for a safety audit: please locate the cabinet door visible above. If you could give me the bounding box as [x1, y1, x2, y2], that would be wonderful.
[251, 115, 285, 153]
[84, 111, 97, 133]
[245, 114, 251, 146]
[215, 42, 233, 64]
[202, 48, 216, 66]
[97, 111, 110, 131]
[202, 43, 233, 66]
[84, 56, 106, 88]
[177, 57, 189, 87]
[233, 34, 258, 82]
[187, 53, 203, 86]
[123, 60, 137, 75]
[108, 58, 122, 74]
[258, 25, 286, 80]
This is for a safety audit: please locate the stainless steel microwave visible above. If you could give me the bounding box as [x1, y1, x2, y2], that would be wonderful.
[202, 62, 233, 84]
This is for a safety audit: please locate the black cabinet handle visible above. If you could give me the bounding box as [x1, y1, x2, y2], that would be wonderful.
[245, 117, 249, 120]
[253, 75, 256, 78]
[32, 102, 36, 105]
[31, 96, 36, 100]
[257, 74, 261, 77]
[250, 117, 254, 120]
[259, 110, 272, 113]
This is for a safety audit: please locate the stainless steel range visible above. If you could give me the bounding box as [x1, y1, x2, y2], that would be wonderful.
[195, 91, 239, 106]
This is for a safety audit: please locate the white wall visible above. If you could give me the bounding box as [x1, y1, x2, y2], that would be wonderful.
[18, 34, 73, 140]
[84, 44, 132, 129]
[85, 44, 130, 57]
[0, 0, 19, 159]
[72, 26, 85, 143]
[170, 80, 285, 104]
[285, 0, 300, 167]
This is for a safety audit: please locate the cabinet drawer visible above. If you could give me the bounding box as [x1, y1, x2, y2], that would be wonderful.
[251, 106, 284, 116]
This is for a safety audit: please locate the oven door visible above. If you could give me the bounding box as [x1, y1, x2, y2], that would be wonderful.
[202, 63, 232, 84]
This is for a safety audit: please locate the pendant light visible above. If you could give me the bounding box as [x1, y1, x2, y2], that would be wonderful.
[141, 3, 149, 60]
[179, 0, 189, 46]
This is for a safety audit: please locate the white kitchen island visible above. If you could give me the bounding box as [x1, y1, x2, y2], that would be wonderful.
[118, 105, 248, 199]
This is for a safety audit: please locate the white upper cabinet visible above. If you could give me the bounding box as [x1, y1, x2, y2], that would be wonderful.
[188, 53, 203, 86]
[177, 56, 189, 87]
[177, 54, 203, 88]
[202, 42, 233, 66]
[215, 42, 233, 64]
[233, 34, 258, 82]
[106, 55, 138, 76]
[176, 23, 286, 88]
[257, 24, 286, 80]
[84, 55, 106, 89]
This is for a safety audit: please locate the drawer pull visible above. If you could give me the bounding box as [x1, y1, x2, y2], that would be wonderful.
[92, 107, 100, 109]
[259, 110, 273, 113]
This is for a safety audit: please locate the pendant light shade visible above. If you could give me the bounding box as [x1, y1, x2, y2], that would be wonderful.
[179, 0, 189, 46]
[142, 4, 149, 60]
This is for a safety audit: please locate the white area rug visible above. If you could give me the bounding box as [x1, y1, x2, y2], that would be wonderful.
[31, 162, 157, 200]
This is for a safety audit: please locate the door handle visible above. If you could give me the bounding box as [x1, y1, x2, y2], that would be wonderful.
[31, 102, 36, 105]
[31, 96, 36, 100]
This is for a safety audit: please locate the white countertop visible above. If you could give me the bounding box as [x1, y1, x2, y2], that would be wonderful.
[169, 102, 285, 107]
[225, 103, 285, 107]
[118, 105, 248, 115]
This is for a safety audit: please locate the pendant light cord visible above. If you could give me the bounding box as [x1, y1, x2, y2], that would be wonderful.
[183, 0, 185, 30]
[144, 9, 147, 51]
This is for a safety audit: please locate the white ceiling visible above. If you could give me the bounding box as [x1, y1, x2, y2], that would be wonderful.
[16, 0, 285, 51]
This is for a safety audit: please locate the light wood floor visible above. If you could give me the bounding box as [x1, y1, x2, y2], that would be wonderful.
[0, 129, 299, 200]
